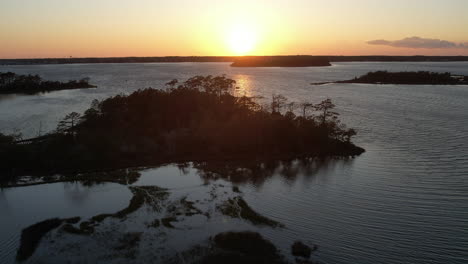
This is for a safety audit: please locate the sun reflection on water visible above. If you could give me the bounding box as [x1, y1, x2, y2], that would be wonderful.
[233, 75, 253, 97]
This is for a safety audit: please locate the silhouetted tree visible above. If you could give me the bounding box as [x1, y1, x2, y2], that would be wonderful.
[284, 102, 297, 120]
[343, 128, 356, 142]
[57, 112, 81, 135]
[314, 99, 338, 126]
[299, 101, 314, 119]
[271, 94, 288, 114]
[0, 72, 16, 86]
[165, 79, 178, 89]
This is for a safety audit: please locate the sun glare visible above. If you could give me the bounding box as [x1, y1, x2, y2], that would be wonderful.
[227, 24, 257, 55]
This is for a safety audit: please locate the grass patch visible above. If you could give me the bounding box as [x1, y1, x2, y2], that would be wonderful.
[232, 186, 241, 193]
[114, 232, 142, 259]
[147, 219, 160, 228]
[114, 232, 142, 250]
[167, 197, 203, 217]
[218, 197, 284, 228]
[197, 231, 286, 264]
[161, 217, 177, 228]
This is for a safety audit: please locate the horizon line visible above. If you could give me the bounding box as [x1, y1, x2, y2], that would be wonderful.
[3, 54, 468, 60]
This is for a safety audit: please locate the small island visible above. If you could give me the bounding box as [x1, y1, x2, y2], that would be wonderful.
[0, 75, 363, 184]
[231, 56, 331, 67]
[311, 71, 468, 85]
[0, 72, 96, 94]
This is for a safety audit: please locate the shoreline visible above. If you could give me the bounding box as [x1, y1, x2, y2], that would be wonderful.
[311, 71, 468, 85]
[0, 85, 97, 95]
[2, 55, 468, 66]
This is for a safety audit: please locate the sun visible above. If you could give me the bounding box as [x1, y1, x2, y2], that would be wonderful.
[227, 24, 257, 55]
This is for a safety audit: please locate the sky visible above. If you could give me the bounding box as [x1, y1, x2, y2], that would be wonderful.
[1, 0, 468, 58]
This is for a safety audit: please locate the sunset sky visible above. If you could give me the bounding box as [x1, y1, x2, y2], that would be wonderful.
[1, 0, 468, 58]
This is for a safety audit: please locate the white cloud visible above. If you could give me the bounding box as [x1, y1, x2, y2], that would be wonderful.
[367, 37, 468, 49]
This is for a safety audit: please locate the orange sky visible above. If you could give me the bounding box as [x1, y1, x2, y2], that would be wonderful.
[1, 0, 468, 58]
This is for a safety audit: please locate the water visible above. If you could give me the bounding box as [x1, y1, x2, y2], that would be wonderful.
[0, 182, 132, 262]
[0, 62, 467, 263]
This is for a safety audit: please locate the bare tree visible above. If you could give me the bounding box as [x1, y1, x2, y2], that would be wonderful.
[299, 101, 314, 118]
[286, 102, 297, 113]
[271, 94, 288, 114]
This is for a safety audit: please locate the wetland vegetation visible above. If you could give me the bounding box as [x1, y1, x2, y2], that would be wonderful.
[218, 196, 284, 227]
[311, 71, 468, 85]
[15, 177, 296, 262]
[0, 72, 96, 94]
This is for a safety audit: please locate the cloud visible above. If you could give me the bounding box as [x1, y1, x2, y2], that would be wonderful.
[367, 37, 468, 49]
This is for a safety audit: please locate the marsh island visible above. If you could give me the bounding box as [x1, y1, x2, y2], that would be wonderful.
[0, 75, 363, 184]
[311, 71, 468, 85]
[0, 72, 96, 94]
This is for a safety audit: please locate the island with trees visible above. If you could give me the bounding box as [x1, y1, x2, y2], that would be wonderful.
[0, 75, 364, 184]
[0, 72, 96, 94]
[311, 71, 468, 85]
[231, 56, 331, 67]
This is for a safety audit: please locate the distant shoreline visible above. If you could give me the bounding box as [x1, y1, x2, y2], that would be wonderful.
[231, 56, 331, 67]
[311, 71, 468, 85]
[2, 55, 468, 66]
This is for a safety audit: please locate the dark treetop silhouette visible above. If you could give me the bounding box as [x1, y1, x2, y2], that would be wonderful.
[0, 75, 364, 183]
[0, 72, 96, 94]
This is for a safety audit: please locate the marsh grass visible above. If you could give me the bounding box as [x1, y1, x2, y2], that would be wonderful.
[218, 197, 284, 228]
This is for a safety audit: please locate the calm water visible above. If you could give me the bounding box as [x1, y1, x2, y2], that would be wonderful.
[0, 62, 467, 263]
